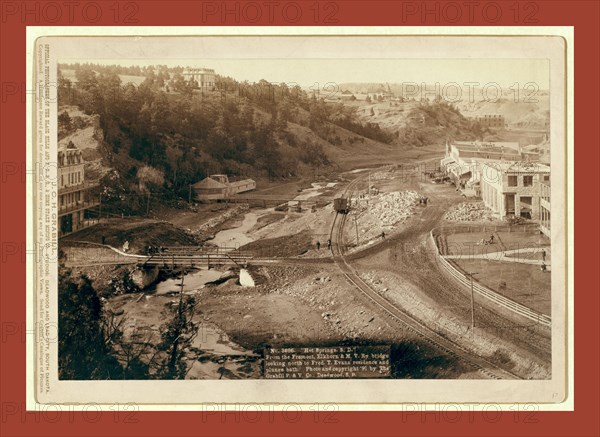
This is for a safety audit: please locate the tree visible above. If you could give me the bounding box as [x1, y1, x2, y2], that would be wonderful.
[57, 71, 73, 105]
[58, 110, 72, 130]
[58, 272, 122, 379]
[137, 165, 164, 193]
[172, 73, 192, 97]
[153, 293, 199, 379]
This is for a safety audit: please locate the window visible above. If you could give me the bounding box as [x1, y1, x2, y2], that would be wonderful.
[523, 175, 533, 187]
[508, 175, 518, 187]
[520, 196, 533, 206]
[544, 175, 550, 181]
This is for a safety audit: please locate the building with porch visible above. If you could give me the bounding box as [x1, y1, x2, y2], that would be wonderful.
[58, 141, 99, 237]
[440, 141, 541, 197]
[479, 161, 550, 220]
[182, 67, 216, 91]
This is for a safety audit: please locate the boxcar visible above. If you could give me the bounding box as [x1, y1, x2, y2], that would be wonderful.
[333, 197, 349, 214]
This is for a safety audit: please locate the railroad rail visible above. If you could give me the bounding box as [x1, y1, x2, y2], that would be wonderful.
[329, 168, 521, 380]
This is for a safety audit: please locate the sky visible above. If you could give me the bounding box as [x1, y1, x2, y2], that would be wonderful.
[70, 58, 550, 90]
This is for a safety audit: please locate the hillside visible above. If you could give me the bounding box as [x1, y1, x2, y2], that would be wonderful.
[338, 82, 550, 130]
[348, 100, 483, 147]
[57, 65, 402, 213]
[456, 96, 550, 129]
[57, 106, 112, 182]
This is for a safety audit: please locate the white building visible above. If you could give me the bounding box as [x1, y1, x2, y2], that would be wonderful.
[440, 141, 540, 197]
[479, 161, 550, 220]
[182, 68, 216, 91]
[440, 140, 551, 223]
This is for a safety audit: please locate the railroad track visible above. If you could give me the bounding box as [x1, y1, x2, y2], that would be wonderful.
[329, 169, 521, 380]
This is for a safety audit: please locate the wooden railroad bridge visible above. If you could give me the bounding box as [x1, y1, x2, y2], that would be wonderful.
[226, 194, 334, 208]
[140, 246, 251, 269]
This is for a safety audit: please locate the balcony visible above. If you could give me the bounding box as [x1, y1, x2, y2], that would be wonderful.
[58, 199, 100, 216]
[58, 180, 99, 195]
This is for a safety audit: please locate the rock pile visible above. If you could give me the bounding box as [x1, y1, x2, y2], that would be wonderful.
[370, 191, 420, 226]
[444, 201, 491, 221]
[192, 205, 249, 234]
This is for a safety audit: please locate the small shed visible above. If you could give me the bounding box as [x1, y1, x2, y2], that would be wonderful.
[193, 174, 256, 201]
[193, 176, 229, 201]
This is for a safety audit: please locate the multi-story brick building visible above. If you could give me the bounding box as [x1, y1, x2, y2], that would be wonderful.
[58, 141, 99, 237]
[471, 114, 506, 129]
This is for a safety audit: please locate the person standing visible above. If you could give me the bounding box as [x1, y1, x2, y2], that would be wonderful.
[316, 241, 321, 251]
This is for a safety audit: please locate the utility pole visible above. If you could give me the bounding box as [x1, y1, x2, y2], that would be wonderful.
[146, 193, 151, 216]
[188, 184, 192, 203]
[367, 170, 372, 212]
[465, 271, 479, 338]
[354, 215, 359, 247]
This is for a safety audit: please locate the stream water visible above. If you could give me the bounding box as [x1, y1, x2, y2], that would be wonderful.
[209, 182, 337, 249]
[209, 210, 263, 248]
[151, 269, 226, 294]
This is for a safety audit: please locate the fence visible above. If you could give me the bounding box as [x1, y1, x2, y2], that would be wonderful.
[434, 223, 540, 237]
[429, 230, 551, 328]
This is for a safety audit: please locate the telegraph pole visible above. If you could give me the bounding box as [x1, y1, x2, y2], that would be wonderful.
[354, 215, 359, 247]
[465, 271, 479, 338]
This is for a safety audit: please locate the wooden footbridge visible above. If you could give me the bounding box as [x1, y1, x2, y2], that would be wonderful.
[62, 243, 252, 269]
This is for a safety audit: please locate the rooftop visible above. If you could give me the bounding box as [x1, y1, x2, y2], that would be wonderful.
[482, 161, 550, 173]
[192, 177, 227, 190]
[453, 141, 520, 152]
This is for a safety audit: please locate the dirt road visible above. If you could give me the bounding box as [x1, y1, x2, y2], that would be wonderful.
[335, 169, 551, 378]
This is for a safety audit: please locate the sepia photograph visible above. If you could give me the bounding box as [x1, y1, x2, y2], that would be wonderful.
[31, 32, 568, 405]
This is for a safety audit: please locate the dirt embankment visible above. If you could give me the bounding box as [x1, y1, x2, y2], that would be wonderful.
[58, 105, 111, 180]
[199, 264, 476, 379]
[61, 217, 200, 254]
[240, 230, 314, 258]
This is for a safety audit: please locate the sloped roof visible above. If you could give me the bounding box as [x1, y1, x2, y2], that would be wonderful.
[193, 177, 227, 189]
[506, 161, 550, 173]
